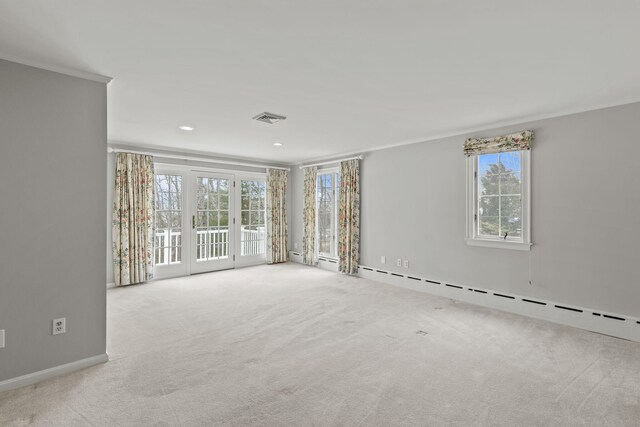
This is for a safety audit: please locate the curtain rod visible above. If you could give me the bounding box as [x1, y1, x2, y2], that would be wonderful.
[107, 147, 290, 171]
[299, 155, 363, 170]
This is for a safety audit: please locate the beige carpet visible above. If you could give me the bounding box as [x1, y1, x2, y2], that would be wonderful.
[1, 263, 639, 426]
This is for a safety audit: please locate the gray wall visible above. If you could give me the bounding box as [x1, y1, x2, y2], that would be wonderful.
[106, 149, 292, 284]
[0, 60, 107, 381]
[290, 102, 640, 318]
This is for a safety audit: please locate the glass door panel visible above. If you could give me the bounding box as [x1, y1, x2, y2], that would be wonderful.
[154, 172, 188, 278]
[190, 172, 234, 273]
[236, 176, 266, 266]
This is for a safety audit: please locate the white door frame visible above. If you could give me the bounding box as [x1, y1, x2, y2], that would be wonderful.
[153, 166, 190, 280]
[189, 170, 235, 274]
[153, 164, 268, 278]
[234, 173, 267, 268]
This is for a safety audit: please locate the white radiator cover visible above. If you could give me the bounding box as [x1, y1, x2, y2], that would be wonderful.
[288, 251, 640, 342]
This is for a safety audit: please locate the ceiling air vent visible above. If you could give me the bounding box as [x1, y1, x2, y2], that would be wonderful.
[253, 112, 287, 124]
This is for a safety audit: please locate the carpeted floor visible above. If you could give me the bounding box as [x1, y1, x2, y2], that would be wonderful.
[1, 263, 639, 426]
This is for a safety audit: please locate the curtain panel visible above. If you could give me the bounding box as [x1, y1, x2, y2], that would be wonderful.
[112, 153, 155, 286]
[464, 130, 534, 156]
[302, 167, 317, 265]
[266, 169, 289, 264]
[338, 159, 360, 275]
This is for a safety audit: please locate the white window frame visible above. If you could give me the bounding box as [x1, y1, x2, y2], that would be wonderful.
[466, 150, 532, 251]
[316, 168, 340, 259]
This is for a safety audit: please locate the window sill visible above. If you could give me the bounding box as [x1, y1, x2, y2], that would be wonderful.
[466, 238, 532, 251]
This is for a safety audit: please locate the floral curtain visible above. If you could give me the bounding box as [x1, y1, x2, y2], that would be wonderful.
[338, 159, 360, 274]
[464, 130, 534, 156]
[112, 153, 155, 286]
[302, 167, 317, 265]
[266, 169, 289, 264]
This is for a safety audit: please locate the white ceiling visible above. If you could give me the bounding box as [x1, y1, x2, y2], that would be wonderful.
[1, 1, 639, 164]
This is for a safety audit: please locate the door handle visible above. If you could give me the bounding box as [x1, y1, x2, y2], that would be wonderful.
[192, 215, 196, 229]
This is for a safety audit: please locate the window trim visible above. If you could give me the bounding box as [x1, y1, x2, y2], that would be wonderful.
[316, 167, 340, 259]
[466, 150, 532, 251]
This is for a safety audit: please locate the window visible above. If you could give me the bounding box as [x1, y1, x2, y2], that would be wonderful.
[317, 170, 340, 258]
[467, 151, 531, 250]
[155, 174, 183, 264]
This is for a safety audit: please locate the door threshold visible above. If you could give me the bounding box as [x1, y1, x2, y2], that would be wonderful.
[190, 267, 235, 276]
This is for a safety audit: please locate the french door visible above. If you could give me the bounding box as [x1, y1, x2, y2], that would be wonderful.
[235, 175, 267, 267]
[190, 172, 235, 274]
[153, 166, 266, 279]
[154, 171, 189, 278]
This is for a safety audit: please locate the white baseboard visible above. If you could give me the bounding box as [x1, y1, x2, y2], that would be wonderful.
[288, 252, 340, 272]
[0, 353, 109, 393]
[106, 282, 116, 289]
[287, 252, 640, 342]
[289, 251, 303, 264]
[318, 257, 340, 273]
[357, 265, 640, 342]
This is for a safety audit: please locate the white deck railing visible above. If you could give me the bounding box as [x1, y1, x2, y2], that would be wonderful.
[240, 227, 266, 256]
[155, 227, 265, 265]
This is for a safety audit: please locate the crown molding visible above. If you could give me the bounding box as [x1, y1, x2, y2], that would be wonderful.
[0, 53, 112, 84]
[107, 141, 290, 171]
[290, 98, 640, 165]
[111, 98, 640, 167]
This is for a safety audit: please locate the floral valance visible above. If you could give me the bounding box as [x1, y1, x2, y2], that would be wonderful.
[464, 130, 534, 156]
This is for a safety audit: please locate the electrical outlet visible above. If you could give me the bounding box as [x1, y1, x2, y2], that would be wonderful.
[0, 329, 4, 348]
[380, 256, 386, 264]
[396, 259, 402, 267]
[403, 260, 409, 268]
[53, 318, 66, 335]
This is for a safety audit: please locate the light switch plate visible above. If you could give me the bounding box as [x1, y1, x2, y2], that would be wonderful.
[0, 329, 5, 348]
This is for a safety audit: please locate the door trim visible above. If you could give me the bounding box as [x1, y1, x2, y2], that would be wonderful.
[153, 163, 268, 279]
[153, 167, 190, 280]
[189, 171, 235, 274]
[235, 173, 268, 268]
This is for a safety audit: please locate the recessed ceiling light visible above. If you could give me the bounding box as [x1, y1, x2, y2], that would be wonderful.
[273, 142, 283, 147]
[178, 125, 194, 131]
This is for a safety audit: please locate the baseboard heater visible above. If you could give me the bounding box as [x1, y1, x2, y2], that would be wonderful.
[355, 263, 640, 342]
[287, 251, 639, 342]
